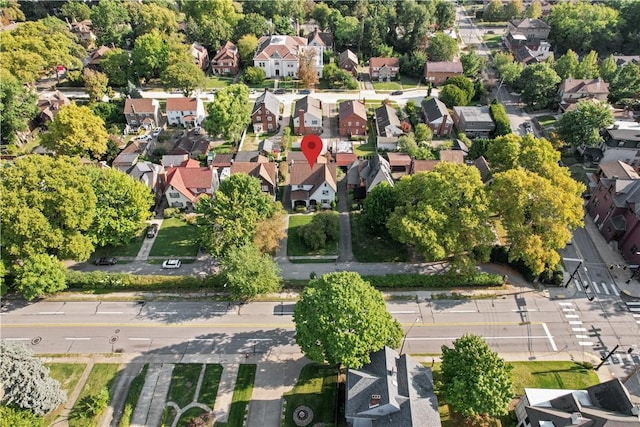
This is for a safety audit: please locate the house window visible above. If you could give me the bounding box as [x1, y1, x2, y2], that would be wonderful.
[268, 123, 273, 130]
[259, 62, 265, 67]
[288, 63, 293, 68]
[169, 193, 180, 198]
[267, 116, 272, 121]
[356, 121, 359, 126]
[297, 185, 304, 189]
[348, 121, 352, 126]
[311, 120, 318, 125]
[322, 190, 329, 195]
[261, 185, 268, 192]
[321, 199, 330, 204]
[256, 116, 262, 122]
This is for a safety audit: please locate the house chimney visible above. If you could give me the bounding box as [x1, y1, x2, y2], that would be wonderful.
[298, 109, 305, 134]
[439, 114, 448, 136]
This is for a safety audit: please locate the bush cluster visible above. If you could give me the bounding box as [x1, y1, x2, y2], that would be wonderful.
[299, 212, 339, 250]
[489, 246, 562, 285]
[489, 102, 512, 136]
[361, 272, 504, 288]
[65, 271, 222, 291]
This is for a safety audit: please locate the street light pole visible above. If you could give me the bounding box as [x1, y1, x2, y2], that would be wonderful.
[399, 318, 421, 355]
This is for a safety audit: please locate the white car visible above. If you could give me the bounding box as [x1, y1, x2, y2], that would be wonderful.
[193, 127, 202, 135]
[162, 259, 181, 269]
[137, 134, 152, 142]
[152, 127, 162, 137]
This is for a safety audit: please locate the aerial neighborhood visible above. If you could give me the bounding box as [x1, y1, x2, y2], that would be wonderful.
[2, 0, 640, 426]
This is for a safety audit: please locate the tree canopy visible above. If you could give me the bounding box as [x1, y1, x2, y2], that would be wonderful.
[426, 32, 458, 62]
[203, 84, 251, 142]
[556, 100, 614, 148]
[518, 63, 560, 110]
[40, 103, 109, 159]
[14, 254, 67, 301]
[0, 341, 67, 415]
[387, 163, 493, 270]
[161, 61, 206, 97]
[293, 272, 403, 368]
[220, 243, 281, 300]
[0, 68, 38, 145]
[441, 334, 513, 417]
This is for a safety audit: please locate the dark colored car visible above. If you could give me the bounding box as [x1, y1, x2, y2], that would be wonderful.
[274, 89, 286, 94]
[146, 223, 159, 238]
[299, 89, 312, 94]
[95, 257, 117, 265]
[391, 90, 404, 95]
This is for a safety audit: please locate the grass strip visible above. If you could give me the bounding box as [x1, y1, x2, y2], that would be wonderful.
[225, 364, 256, 427]
[68, 364, 120, 427]
[118, 364, 148, 427]
[166, 364, 202, 408]
[44, 363, 87, 426]
[198, 364, 223, 408]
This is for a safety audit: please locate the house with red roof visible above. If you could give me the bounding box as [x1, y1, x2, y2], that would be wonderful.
[164, 159, 216, 210]
[369, 57, 399, 81]
[289, 162, 337, 210]
[166, 97, 205, 127]
[339, 100, 367, 137]
[124, 98, 160, 131]
[210, 41, 239, 75]
[229, 162, 278, 199]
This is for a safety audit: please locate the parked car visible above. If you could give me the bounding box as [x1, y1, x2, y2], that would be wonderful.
[152, 127, 162, 137]
[299, 89, 313, 94]
[137, 134, 152, 142]
[524, 122, 533, 134]
[94, 257, 117, 265]
[193, 126, 202, 135]
[391, 90, 404, 95]
[146, 223, 159, 238]
[274, 89, 286, 95]
[162, 259, 181, 269]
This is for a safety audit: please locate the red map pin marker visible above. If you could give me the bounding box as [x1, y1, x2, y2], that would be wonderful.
[300, 134, 322, 168]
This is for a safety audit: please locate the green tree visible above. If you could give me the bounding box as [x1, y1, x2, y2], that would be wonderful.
[485, 134, 521, 172]
[14, 254, 67, 300]
[293, 272, 403, 368]
[491, 168, 583, 274]
[575, 50, 599, 79]
[518, 63, 560, 110]
[41, 103, 109, 159]
[299, 212, 339, 250]
[90, 0, 131, 47]
[130, 2, 178, 38]
[489, 102, 512, 136]
[434, 0, 456, 30]
[556, 100, 614, 148]
[322, 63, 358, 89]
[131, 30, 168, 81]
[387, 163, 494, 269]
[460, 50, 484, 77]
[391, 0, 432, 54]
[599, 54, 618, 82]
[242, 66, 266, 84]
[0, 68, 38, 145]
[196, 173, 277, 257]
[237, 34, 259, 65]
[504, 0, 524, 19]
[493, 52, 523, 85]
[0, 155, 97, 263]
[441, 334, 513, 417]
[221, 243, 281, 300]
[0, 0, 25, 23]
[298, 48, 319, 89]
[311, 2, 333, 31]
[334, 15, 361, 51]
[253, 207, 286, 254]
[446, 76, 475, 103]
[161, 61, 206, 97]
[399, 50, 428, 79]
[82, 68, 109, 103]
[415, 123, 433, 144]
[439, 84, 468, 108]
[0, 406, 44, 427]
[273, 14, 294, 35]
[0, 341, 67, 415]
[181, 0, 239, 26]
[553, 49, 578, 80]
[525, 0, 542, 19]
[398, 134, 434, 160]
[359, 183, 398, 235]
[426, 32, 457, 62]
[203, 84, 251, 142]
[185, 17, 232, 53]
[100, 48, 131, 87]
[484, 0, 505, 21]
[609, 63, 640, 103]
[85, 167, 153, 248]
[61, 0, 91, 22]
[235, 13, 268, 39]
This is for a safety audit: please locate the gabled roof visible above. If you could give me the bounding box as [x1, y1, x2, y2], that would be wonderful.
[509, 18, 550, 30]
[287, 151, 328, 165]
[387, 152, 412, 169]
[425, 61, 463, 73]
[347, 154, 394, 192]
[422, 97, 450, 122]
[165, 162, 213, 202]
[375, 104, 402, 137]
[124, 98, 157, 115]
[37, 91, 70, 121]
[166, 97, 199, 112]
[212, 41, 237, 61]
[336, 153, 357, 167]
[235, 151, 269, 163]
[599, 160, 640, 180]
[230, 161, 277, 188]
[294, 95, 322, 118]
[89, 45, 111, 64]
[339, 49, 358, 66]
[559, 78, 609, 95]
[474, 156, 492, 182]
[210, 153, 234, 167]
[254, 35, 307, 61]
[411, 159, 440, 174]
[290, 162, 337, 192]
[438, 150, 464, 164]
[252, 90, 280, 117]
[339, 100, 367, 122]
[370, 57, 400, 68]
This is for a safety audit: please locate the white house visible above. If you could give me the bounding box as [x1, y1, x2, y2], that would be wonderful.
[289, 162, 336, 210]
[293, 95, 323, 135]
[166, 97, 205, 127]
[254, 35, 323, 79]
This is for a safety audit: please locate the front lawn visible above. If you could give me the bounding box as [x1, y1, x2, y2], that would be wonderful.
[373, 81, 403, 91]
[217, 364, 256, 427]
[569, 165, 595, 185]
[166, 364, 202, 408]
[149, 217, 200, 257]
[483, 34, 503, 48]
[287, 214, 339, 257]
[205, 76, 233, 89]
[68, 363, 120, 427]
[92, 233, 146, 258]
[350, 213, 408, 262]
[282, 364, 338, 427]
[400, 76, 422, 88]
[198, 364, 223, 408]
[44, 363, 87, 426]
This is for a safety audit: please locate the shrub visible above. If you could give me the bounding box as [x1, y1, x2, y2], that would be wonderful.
[65, 271, 222, 291]
[163, 207, 181, 218]
[242, 67, 266, 84]
[77, 388, 109, 418]
[489, 102, 512, 136]
[361, 272, 504, 288]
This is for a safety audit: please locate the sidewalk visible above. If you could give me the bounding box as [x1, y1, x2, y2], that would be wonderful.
[582, 214, 640, 298]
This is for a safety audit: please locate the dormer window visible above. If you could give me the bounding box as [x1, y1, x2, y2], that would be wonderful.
[369, 394, 381, 408]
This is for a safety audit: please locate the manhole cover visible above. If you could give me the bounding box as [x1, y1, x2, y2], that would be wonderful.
[31, 336, 42, 345]
[115, 329, 120, 334]
[109, 336, 119, 344]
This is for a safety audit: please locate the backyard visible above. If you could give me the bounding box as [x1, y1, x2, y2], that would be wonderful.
[148, 217, 201, 257]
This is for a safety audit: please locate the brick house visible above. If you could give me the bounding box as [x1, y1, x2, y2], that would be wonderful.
[558, 78, 609, 112]
[190, 42, 209, 72]
[338, 100, 367, 137]
[453, 106, 495, 137]
[293, 96, 323, 135]
[369, 57, 400, 81]
[424, 61, 464, 86]
[210, 41, 239, 75]
[123, 98, 160, 130]
[504, 18, 551, 50]
[229, 161, 278, 200]
[421, 97, 453, 136]
[251, 90, 281, 134]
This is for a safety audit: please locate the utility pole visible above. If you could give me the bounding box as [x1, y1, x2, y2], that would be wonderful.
[564, 262, 583, 287]
[399, 318, 421, 355]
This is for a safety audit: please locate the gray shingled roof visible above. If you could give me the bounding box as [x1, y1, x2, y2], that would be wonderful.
[252, 90, 280, 117]
[375, 104, 401, 137]
[294, 95, 322, 119]
[421, 97, 449, 122]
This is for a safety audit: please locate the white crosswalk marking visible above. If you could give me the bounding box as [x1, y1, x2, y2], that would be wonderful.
[565, 314, 579, 318]
[592, 282, 600, 293]
[574, 278, 583, 292]
[562, 307, 576, 312]
[559, 302, 574, 306]
[611, 284, 620, 296]
[578, 341, 594, 346]
[601, 282, 610, 295]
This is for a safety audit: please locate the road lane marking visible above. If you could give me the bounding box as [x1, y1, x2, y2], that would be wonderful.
[186, 338, 214, 342]
[601, 283, 610, 295]
[629, 308, 640, 312]
[565, 314, 580, 318]
[611, 285, 620, 296]
[96, 312, 123, 314]
[558, 302, 574, 306]
[562, 257, 582, 262]
[128, 338, 151, 341]
[575, 335, 590, 339]
[592, 282, 600, 293]
[406, 336, 549, 341]
[633, 314, 640, 317]
[572, 328, 587, 332]
[65, 337, 91, 340]
[155, 311, 178, 315]
[574, 279, 583, 292]
[568, 321, 582, 324]
[512, 309, 538, 312]
[562, 308, 576, 311]
[626, 302, 640, 306]
[448, 310, 478, 313]
[39, 312, 64, 315]
[4, 337, 29, 341]
[578, 342, 594, 346]
[542, 323, 558, 351]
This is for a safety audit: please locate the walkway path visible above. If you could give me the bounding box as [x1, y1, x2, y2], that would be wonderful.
[336, 175, 355, 262]
[106, 363, 145, 427]
[212, 363, 239, 424]
[131, 363, 174, 427]
[51, 360, 95, 427]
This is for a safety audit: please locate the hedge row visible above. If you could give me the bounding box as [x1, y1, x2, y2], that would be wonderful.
[65, 271, 223, 291]
[489, 102, 512, 136]
[361, 272, 504, 288]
